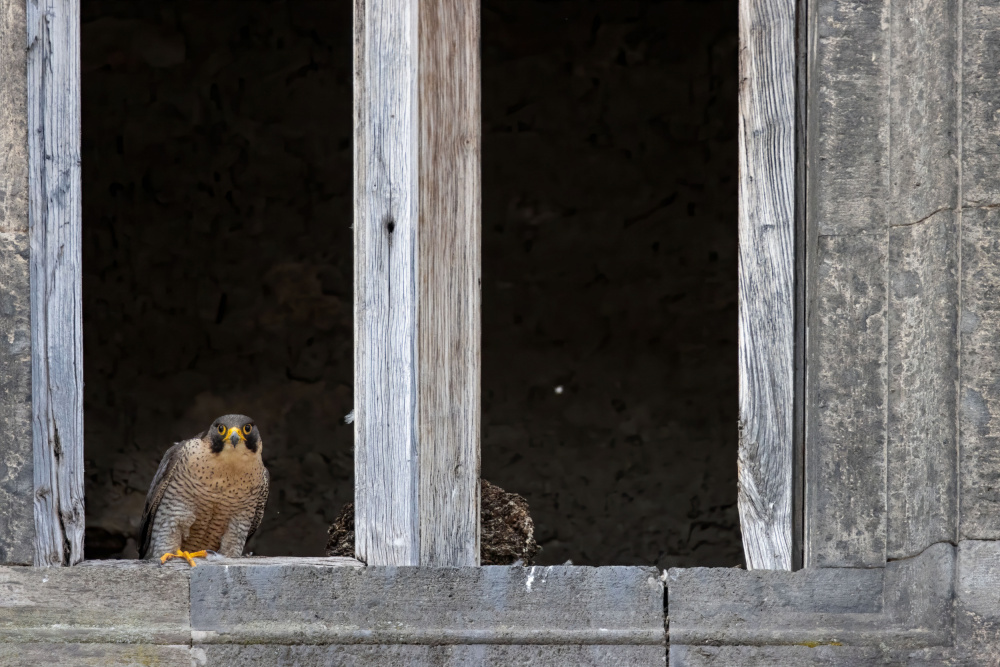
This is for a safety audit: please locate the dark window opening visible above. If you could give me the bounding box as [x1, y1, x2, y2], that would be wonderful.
[82, 0, 740, 568]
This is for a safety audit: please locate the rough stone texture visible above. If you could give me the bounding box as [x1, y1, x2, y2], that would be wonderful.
[959, 207, 1000, 540]
[0, 0, 32, 567]
[190, 564, 664, 646]
[667, 541, 954, 649]
[887, 211, 959, 559]
[805, 0, 892, 570]
[200, 645, 664, 666]
[79, 0, 740, 567]
[806, 0, 966, 568]
[961, 1, 1000, 207]
[0, 563, 190, 644]
[883, 0, 961, 562]
[808, 0, 889, 238]
[0, 563, 662, 665]
[0, 0, 28, 236]
[0, 644, 192, 667]
[954, 541, 1000, 664]
[960, 2, 1000, 541]
[669, 646, 960, 667]
[665, 540, 1000, 665]
[326, 479, 539, 565]
[0, 234, 32, 566]
[806, 234, 887, 567]
[887, 0, 959, 228]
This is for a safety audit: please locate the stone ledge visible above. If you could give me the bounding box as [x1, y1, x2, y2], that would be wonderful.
[668, 540, 1000, 665]
[192, 564, 664, 646]
[668, 541, 954, 650]
[0, 561, 665, 666]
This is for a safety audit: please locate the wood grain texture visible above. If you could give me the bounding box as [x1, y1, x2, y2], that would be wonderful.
[26, 0, 83, 567]
[0, 0, 33, 567]
[191, 565, 663, 645]
[804, 0, 890, 568]
[354, 0, 480, 566]
[737, 0, 796, 571]
[0, 564, 190, 644]
[417, 0, 480, 567]
[885, 0, 961, 561]
[354, 0, 420, 566]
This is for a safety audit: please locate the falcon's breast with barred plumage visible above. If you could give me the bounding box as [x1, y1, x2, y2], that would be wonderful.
[139, 414, 269, 566]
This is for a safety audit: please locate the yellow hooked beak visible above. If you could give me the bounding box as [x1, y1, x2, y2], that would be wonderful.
[225, 427, 246, 446]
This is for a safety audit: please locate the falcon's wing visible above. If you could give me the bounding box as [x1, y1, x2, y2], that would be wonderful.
[138, 440, 187, 559]
[246, 467, 270, 543]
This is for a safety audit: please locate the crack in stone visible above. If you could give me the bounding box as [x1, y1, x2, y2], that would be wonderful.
[886, 539, 959, 564]
[888, 206, 951, 229]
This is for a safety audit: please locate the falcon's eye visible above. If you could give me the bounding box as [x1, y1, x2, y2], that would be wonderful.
[243, 424, 253, 435]
[217, 424, 226, 435]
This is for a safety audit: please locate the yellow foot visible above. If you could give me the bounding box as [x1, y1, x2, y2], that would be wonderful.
[159, 550, 208, 567]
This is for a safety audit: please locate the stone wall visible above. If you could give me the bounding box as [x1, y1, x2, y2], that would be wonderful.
[81, 0, 740, 567]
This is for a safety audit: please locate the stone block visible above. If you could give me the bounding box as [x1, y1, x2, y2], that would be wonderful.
[191, 564, 664, 646]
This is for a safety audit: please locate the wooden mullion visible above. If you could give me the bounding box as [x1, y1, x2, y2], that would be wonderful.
[27, 0, 84, 567]
[416, 0, 480, 567]
[354, 0, 480, 567]
[737, 0, 797, 571]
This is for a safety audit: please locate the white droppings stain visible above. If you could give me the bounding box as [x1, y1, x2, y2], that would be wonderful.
[191, 630, 218, 643]
[526, 566, 536, 592]
[41, 577, 48, 583]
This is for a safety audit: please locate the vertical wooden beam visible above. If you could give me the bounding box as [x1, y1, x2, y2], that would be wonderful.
[27, 0, 84, 566]
[416, 0, 480, 567]
[0, 0, 35, 566]
[737, 0, 796, 571]
[354, 0, 481, 566]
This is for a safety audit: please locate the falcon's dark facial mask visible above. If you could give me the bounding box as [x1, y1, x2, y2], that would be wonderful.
[208, 415, 260, 454]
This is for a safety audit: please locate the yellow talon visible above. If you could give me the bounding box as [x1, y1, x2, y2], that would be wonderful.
[160, 550, 209, 567]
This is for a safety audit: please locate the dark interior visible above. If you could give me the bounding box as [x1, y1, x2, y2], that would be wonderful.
[81, 0, 740, 567]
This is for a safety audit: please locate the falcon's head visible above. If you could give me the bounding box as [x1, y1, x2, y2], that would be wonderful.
[207, 414, 261, 454]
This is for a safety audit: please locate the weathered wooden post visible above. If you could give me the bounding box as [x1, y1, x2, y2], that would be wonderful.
[28, 0, 85, 568]
[0, 0, 83, 567]
[737, 0, 796, 571]
[353, 0, 481, 566]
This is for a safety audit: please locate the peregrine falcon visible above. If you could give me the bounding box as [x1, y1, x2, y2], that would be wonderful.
[139, 414, 269, 566]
